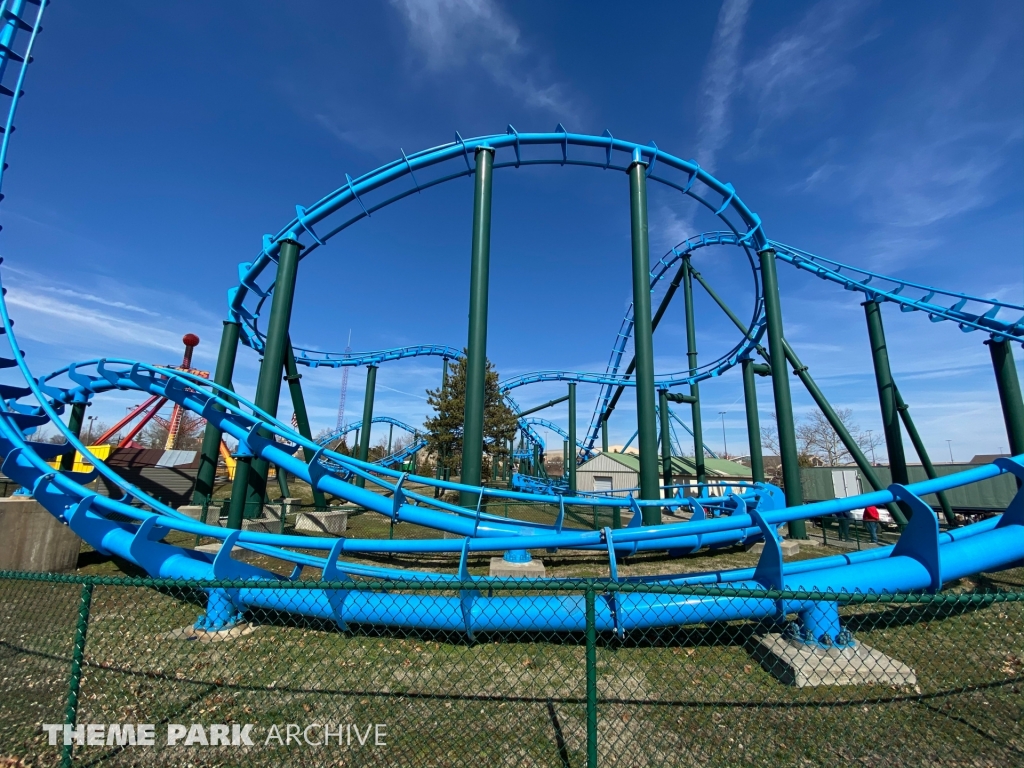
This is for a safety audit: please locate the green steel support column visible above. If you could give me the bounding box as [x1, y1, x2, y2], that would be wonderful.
[193, 320, 240, 504]
[238, 238, 303, 516]
[681, 257, 706, 486]
[568, 382, 577, 495]
[986, 337, 1024, 457]
[894, 385, 956, 525]
[356, 365, 377, 489]
[226, 456, 252, 530]
[628, 151, 661, 522]
[864, 301, 911, 519]
[460, 146, 494, 507]
[387, 423, 393, 456]
[601, 417, 609, 452]
[284, 343, 326, 508]
[659, 392, 673, 497]
[59, 402, 87, 472]
[741, 359, 765, 483]
[758, 248, 806, 538]
[516, 394, 569, 418]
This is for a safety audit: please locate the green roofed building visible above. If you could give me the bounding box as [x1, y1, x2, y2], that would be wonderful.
[576, 452, 752, 498]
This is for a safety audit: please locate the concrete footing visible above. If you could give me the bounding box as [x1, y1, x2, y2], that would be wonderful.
[295, 509, 348, 535]
[748, 539, 802, 556]
[489, 557, 546, 578]
[0, 496, 81, 573]
[753, 633, 918, 688]
[177, 505, 224, 526]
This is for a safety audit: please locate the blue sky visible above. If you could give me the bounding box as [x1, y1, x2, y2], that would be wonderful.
[2, 0, 1022, 461]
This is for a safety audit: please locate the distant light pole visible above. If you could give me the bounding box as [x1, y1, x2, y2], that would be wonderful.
[85, 415, 96, 445]
[946, 440, 954, 463]
[718, 411, 727, 458]
[866, 429, 876, 464]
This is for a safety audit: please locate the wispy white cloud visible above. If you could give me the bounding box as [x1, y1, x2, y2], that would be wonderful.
[36, 286, 161, 317]
[389, 0, 578, 119]
[742, 1, 871, 128]
[693, 0, 753, 174]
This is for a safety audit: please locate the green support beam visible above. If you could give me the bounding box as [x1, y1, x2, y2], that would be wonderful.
[758, 248, 805, 538]
[783, 339, 907, 526]
[602, 259, 688, 422]
[284, 342, 327, 508]
[517, 394, 570, 419]
[568, 382, 577, 495]
[460, 147, 494, 507]
[893, 385, 955, 526]
[986, 337, 1024, 457]
[356, 365, 377, 489]
[601, 417, 609, 453]
[681, 257, 706, 487]
[60, 402, 87, 473]
[193, 320, 240, 505]
[741, 359, 765, 483]
[627, 151, 661, 522]
[659, 391, 673, 497]
[230, 239, 303, 525]
[687, 266, 906, 524]
[864, 300, 911, 521]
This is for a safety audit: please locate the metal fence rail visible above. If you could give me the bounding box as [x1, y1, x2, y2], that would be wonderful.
[1, 571, 1021, 767]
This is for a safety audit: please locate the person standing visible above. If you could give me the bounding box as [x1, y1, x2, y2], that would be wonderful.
[863, 504, 880, 544]
[836, 509, 852, 541]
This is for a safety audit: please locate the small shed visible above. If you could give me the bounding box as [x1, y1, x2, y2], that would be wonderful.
[575, 452, 753, 497]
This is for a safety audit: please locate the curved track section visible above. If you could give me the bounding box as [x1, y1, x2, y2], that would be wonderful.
[583, 232, 764, 454]
[316, 415, 426, 470]
[0, 18, 1020, 639]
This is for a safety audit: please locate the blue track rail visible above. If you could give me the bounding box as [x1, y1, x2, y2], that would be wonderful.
[0, 12, 1020, 642]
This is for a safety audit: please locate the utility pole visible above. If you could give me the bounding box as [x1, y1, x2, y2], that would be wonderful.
[718, 411, 727, 458]
[946, 439, 953, 463]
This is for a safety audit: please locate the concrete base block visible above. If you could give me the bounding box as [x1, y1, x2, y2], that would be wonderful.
[242, 517, 278, 533]
[177, 505, 223, 526]
[748, 539, 801, 556]
[489, 557, 546, 578]
[753, 633, 918, 688]
[295, 509, 348, 535]
[0, 496, 82, 573]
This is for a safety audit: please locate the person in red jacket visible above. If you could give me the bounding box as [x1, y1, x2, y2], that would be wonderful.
[863, 505, 880, 544]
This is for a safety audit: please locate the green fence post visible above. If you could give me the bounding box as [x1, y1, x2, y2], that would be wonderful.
[356, 365, 378, 490]
[61, 582, 94, 768]
[758, 247, 806, 538]
[460, 146, 495, 507]
[628, 150, 661, 521]
[585, 582, 598, 768]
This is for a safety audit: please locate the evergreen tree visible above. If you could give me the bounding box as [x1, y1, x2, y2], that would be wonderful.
[424, 352, 518, 480]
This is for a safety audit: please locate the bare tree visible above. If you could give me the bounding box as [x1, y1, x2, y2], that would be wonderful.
[796, 407, 878, 467]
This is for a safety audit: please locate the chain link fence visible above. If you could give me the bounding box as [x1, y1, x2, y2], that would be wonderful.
[1, 570, 1021, 767]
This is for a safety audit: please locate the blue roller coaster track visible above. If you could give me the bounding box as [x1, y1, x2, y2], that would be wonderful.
[0, 3, 1021, 647]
